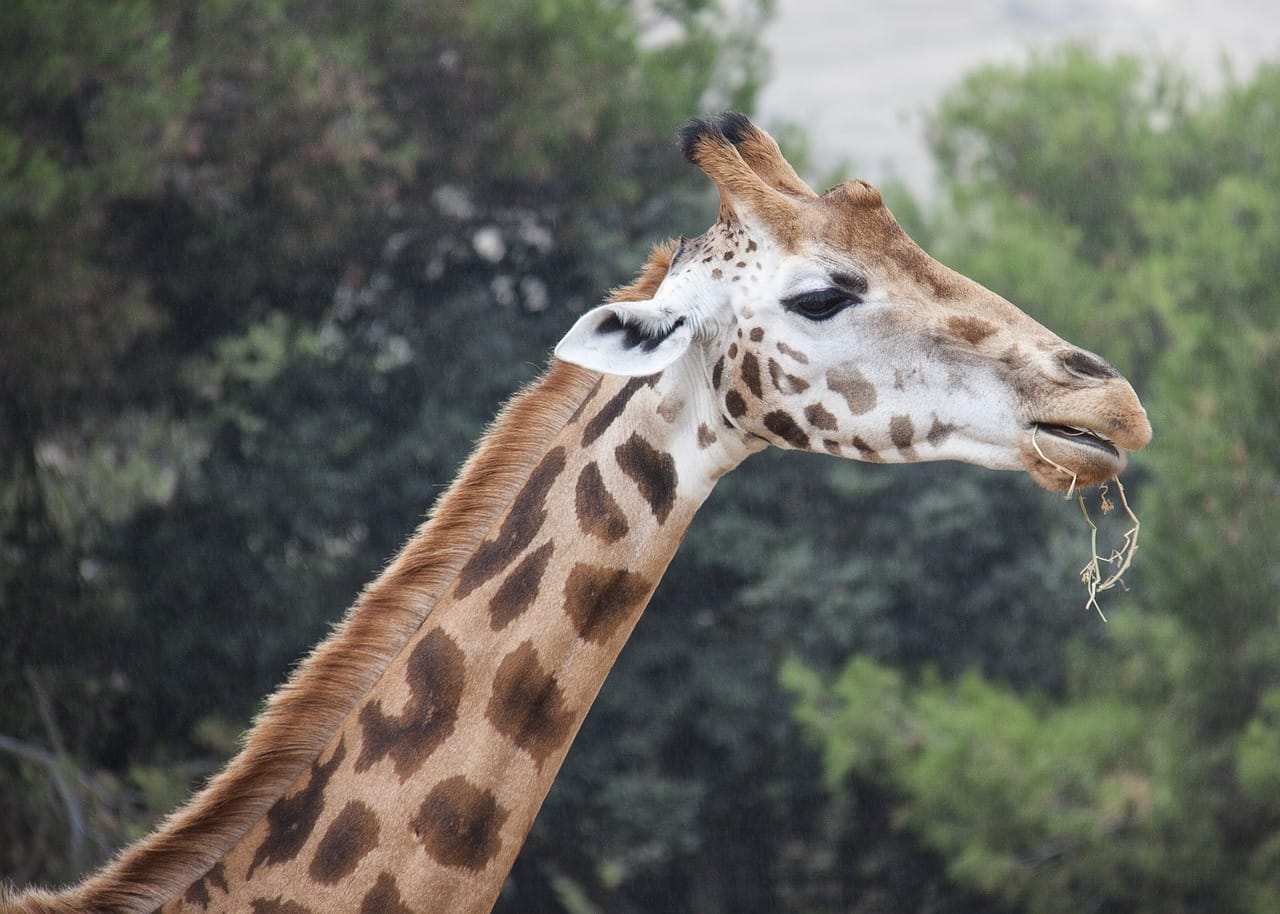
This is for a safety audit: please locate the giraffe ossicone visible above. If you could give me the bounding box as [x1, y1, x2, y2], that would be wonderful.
[6, 113, 1149, 914]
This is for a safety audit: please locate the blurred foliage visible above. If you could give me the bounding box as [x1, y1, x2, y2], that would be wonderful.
[791, 46, 1280, 914]
[5, 5, 1279, 913]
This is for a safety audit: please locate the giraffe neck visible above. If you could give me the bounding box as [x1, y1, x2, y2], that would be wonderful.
[197, 364, 754, 913]
[42, 360, 756, 914]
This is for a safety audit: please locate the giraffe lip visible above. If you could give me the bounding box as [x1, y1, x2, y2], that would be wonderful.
[1033, 422, 1121, 459]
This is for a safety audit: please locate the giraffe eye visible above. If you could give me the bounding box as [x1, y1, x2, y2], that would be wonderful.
[784, 288, 858, 321]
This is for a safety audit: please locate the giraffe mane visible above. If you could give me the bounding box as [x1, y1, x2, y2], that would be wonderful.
[28, 360, 605, 914]
[607, 240, 679, 303]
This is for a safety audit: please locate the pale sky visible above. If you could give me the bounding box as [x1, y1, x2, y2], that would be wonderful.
[759, 0, 1280, 194]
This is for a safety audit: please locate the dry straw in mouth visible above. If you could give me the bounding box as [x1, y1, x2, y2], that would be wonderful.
[1030, 425, 1141, 620]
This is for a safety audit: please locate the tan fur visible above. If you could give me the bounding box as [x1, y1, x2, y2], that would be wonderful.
[726, 126, 816, 200]
[607, 241, 679, 303]
[684, 131, 804, 241]
[8, 362, 603, 914]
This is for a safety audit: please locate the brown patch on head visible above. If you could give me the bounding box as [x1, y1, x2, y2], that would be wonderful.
[947, 315, 998, 346]
[827, 367, 877, 415]
[251, 898, 317, 914]
[563, 562, 654, 644]
[740, 352, 763, 398]
[763, 410, 810, 448]
[1000, 345, 1029, 371]
[308, 801, 379, 885]
[749, 327, 765, 342]
[355, 627, 465, 781]
[724, 389, 747, 418]
[411, 776, 509, 872]
[183, 862, 228, 910]
[361, 873, 414, 914]
[926, 417, 958, 448]
[489, 541, 555, 630]
[657, 392, 684, 423]
[456, 446, 566, 599]
[712, 356, 725, 389]
[246, 740, 346, 880]
[851, 436, 881, 461]
[575, 462, 629, 544]
[823, 439, 842, 455]
[486, 641, 575, 767]
[769, 359, 810, 395]
[889, 415, 918, 460]
[777, 341, 809, 364]
[697, 423, 718, 448]
[615, 433, 678, 524]
[804, 403, 838, 431]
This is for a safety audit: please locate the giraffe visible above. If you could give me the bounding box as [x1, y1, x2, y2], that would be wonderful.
[5, 113, 1150, 914]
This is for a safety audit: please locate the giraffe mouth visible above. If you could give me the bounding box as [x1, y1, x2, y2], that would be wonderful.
[1032, 423, 1120, 460]
[1022, 421, 1128, 491]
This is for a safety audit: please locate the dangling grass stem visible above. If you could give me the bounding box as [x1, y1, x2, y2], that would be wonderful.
[1029, 427, 1141, 619]
[1076, 476, 1140, 621]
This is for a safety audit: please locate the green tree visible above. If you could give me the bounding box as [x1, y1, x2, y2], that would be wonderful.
[791, 48, 1280, 914]
[0, 0, 772, 889]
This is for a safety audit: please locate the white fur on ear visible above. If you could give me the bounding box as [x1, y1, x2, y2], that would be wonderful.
[554, 301, 694, 376]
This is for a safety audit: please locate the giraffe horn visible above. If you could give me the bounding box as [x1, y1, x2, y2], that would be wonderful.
[678, 113, 810, 231]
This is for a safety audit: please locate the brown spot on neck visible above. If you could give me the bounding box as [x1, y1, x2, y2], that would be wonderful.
[251, 898, 317, 914]
[455, 446, 567, 599]
[411, 776, 509, 872]
[486, 641, 576, 767]
[563, 562, 654, 643]
[246, 740, 347, 881]
[355, 627, 465, 781]
[575, 462, 629, 543]
[308, 801, 379, 885]
[615, 433, 678, 524]
[360, 873, 414, 914]
[488, 541, 555, 630]
[183, 863, 228, 910]
[582, 376, 654, 448]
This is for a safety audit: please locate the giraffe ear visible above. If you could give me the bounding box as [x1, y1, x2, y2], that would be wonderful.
[554, 300, 694, 376]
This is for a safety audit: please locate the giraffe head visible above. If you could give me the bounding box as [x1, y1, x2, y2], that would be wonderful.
[556, 113, 1151, 490]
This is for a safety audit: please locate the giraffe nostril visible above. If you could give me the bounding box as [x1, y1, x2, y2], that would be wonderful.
[1061, 348, 1120, 381]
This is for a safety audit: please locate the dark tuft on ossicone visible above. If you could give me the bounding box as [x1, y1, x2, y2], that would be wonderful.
[678, 112, 755, 164]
